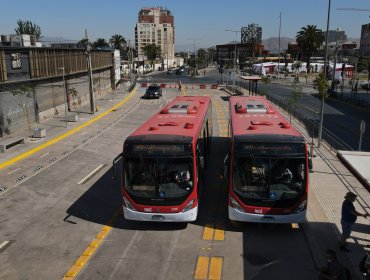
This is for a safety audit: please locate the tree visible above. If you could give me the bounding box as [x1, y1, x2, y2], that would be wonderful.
[15, 19, 42, 40]
[296, 25, 324, 73]
[92, 38, 109, 49]
[11, 84, 34, 136]
[313, 72, 329, 99]
[77, 38, 91, 48]
[288, 77, 303, 122]
[196, 48, 207, 68]
[109, 34, 127, 51]
[143, 44, 162, 72]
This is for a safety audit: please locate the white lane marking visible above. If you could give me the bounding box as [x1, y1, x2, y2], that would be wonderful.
[8, 167, 22, 175]
[40, 152, 50, 158]
[77, 164, 106, 185]
[0, 241, 10, 250]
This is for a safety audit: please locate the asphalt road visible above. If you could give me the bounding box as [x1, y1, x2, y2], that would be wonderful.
[0, 83, 319, 279]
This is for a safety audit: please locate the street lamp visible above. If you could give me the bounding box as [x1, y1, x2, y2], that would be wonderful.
[57, 67, 68, 128]
[187, 38, 202, 76]
[225, 29, 241, 91]
[318, 0, 331, 148]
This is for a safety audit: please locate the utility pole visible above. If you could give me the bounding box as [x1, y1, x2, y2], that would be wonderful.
[85, 29, 95, 114]
[318, 0, 331, 148]
[225, 30, 241, 92]
[277, 12, 282, 80]
[187, 38, 201, 76]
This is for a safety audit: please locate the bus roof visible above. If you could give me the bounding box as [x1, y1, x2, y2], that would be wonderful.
[230, 96, 303, 139]
[128, 96, 211, 140]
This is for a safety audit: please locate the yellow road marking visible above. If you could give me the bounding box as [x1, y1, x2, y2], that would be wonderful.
[0, 87, 137, 170]
[203, 224, 214, 240]
[63, 208, 120, 279]
[209, 257, 223, 280]
[202, 224, 225, 241]
[194, 256, 209, 279]
[214, 225, 225, 241]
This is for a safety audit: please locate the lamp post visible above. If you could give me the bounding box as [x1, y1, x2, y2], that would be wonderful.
[277, 12, 282, 80]
[318, 0, 331, 148]
[187, 38, 201, 76]
[225, 29, 241, 92]
[57, 67, 68, 128]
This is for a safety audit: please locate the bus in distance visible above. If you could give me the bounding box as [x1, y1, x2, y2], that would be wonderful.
[113, 96, 212, 222]
[224, 96, 311, 223]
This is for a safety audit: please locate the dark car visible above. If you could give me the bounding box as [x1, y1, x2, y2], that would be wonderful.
[361, 82, 370, 90]
[144, 84, 162, 99]
[175, 69, 183, 75]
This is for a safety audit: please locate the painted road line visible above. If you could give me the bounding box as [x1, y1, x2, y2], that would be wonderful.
[63, 218, 118, 279]
[194, 256, 223, 280]
[203, 224, 215, 241]
[214, 225, 225, 241]
[77, 164, 106, 185]
[194, 256, 209, 279]
[8, 167, 22, 175]
[40, 152, 50, 158]
[0, 87, 137, 171]
[208, 257, 223, 280]
[0, 241, 10, 250]
[203, 224, 225, 241]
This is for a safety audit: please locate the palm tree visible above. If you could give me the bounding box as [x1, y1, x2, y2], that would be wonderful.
[296, 25, 324, 73]
[92, 38, 109, 49]
[109, 34, 127, 50]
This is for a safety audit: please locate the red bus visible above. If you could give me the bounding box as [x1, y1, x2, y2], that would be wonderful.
[113, 96, 212, 222]
[225, 96, 311, 223]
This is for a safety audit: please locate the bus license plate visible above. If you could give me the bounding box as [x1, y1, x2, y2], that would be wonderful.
[152, 215, 165, 221]
[261, 216, 275, 222]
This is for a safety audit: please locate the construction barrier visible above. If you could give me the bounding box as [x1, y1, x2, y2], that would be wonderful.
[211, 85, 218, 89]
[141, 83, 148, 88]
[199, 84, 206, 89]
[160, 83, 166, 88]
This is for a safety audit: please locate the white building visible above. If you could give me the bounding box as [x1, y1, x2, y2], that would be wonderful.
[135, 7, 175, 68]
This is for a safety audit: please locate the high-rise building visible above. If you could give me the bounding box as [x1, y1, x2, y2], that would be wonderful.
[241, 24, 262, 44]
[322, 29, 347, 44]
[360, 23, 370, 56]
[135, 7, 174, 63]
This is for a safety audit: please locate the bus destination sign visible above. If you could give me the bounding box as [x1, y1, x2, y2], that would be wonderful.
[238, 143, 305, 154]
[131, 144, 186, 154]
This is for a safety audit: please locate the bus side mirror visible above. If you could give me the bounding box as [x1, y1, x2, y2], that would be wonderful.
[308, 158, 313, 172]
[112, 153, 123, 180]
[220, 153, 230, 180]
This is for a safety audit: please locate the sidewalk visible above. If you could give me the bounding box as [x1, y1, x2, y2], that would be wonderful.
[0, 85, 135, 166]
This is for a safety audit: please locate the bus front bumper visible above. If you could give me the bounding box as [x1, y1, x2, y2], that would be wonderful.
[228, 206, 307, 224]
[123, 206, 198, 222]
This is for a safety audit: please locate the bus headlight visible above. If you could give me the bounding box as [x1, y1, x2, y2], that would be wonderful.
[293, 200, 307, 214]
[123, 197, 136, 211]
[182, 199, 194, 212]
[230, 197, 244, 212]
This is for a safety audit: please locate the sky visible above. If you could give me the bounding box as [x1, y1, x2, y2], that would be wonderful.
[1, 0, 369, 49]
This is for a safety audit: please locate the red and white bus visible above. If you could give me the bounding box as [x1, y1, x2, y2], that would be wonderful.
[225, 96, 311, 223]
[113, 96, 212, 222]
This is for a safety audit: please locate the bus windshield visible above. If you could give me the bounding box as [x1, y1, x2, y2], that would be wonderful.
[125, 157, 194, 199]
[233, 156, 306, 202]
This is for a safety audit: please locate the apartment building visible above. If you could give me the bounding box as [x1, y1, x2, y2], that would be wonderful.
[135, 7, 174, 63]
